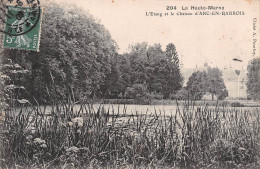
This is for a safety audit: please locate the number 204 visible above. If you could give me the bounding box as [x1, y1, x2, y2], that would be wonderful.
[166, 6, 177, 10]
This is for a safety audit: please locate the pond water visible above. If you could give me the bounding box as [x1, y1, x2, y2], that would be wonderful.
[90, 104, 258, 116]
[11, 104, 181, 116]
[92, 104, 179, 115]
[11, 103, 259, 117]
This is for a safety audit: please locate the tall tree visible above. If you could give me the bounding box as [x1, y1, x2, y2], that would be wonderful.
[3, 3, 118, 103]
[147, 44, 166, 95]
[100, 55, 125, 98]
[246, 58, 260, 100]
[186, 67, 228, 100]
[206, 67, 227, 100]
[186, 71, 208, 100]
[127, 42, 149, 85]
[165, 43, 183, 97]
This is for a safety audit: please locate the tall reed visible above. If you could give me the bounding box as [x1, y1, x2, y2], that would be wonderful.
[0, 101, 259, 168]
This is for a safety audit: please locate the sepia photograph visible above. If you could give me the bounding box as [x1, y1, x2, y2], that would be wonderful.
[0, 0, 259, 168]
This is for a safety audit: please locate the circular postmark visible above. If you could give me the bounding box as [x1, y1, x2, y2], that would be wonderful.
[4, 5, 41, 36]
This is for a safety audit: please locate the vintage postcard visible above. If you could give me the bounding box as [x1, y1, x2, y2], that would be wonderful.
[0, 0, 259, 168]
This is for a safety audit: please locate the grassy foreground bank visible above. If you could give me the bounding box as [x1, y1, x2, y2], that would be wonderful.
[0, 101, 259, 168]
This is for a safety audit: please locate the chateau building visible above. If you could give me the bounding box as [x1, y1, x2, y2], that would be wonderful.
[181, 63, 247, 99]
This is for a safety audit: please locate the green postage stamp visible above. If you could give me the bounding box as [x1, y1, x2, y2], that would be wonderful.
[3, 5, 42, 51]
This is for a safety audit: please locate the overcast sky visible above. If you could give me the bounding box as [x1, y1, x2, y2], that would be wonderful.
[54, 0, 259, 69]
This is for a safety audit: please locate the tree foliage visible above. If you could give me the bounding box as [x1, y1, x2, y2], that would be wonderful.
[165, 43, 183, 98]
[206, 67, 228, 100]
[3, 3, 117, 103]
[101, 42, 183, 100]
[125, 83, 151, 104]
[186, 71, 208, 100]
[120, 43, 183, 99]
[186, 67, 228, 100]
[174, 88, 189, 100]
[2, 3, 184, 103]
[246, 58, 260, 100]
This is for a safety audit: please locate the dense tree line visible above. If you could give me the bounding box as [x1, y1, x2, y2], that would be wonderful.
[103, 42, 184, 100]
[1, 4, 183, 104]
[2, 3, 118, 103]
[1, 3, 235, 105]
[246, 58, 260, 101]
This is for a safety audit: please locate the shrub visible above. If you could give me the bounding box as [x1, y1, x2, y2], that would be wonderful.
[173, 88, 189, 100]
[217, 89, 229, 100]
[231, 102, 245, 107]
[125, 83, 151, 104]
[148, 92, 163, 100]
[218, 101, 230, 107]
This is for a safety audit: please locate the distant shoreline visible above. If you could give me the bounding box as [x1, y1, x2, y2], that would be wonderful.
[99, 99, 260, 107]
